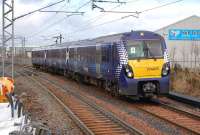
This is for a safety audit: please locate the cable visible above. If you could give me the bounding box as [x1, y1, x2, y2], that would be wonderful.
[63, 0, 140, 37]
[140, 0, 184, 13]
[28, 0, 137, 40]
[14, 0, 66, 20]
[75, 0, 91, 11]
[29, 0, 138, 40]
[74, 4, 122, 30]
[29, 0, 184, 42]
[67, 17, 124, 38]
[27, 1, 91, 39]
[18, 1, 67, 40]
[66, 0, 184, 38]
[26, 5, 67, 38]
[29, 4, 120, 41]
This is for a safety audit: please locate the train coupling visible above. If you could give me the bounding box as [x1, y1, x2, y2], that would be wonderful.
[142, 82, 156, 97]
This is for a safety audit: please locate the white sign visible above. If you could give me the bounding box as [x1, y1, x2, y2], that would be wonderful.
[130, 47, 136, 54]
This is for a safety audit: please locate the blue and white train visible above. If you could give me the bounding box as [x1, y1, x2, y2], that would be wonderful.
[32, 31, 170, 98]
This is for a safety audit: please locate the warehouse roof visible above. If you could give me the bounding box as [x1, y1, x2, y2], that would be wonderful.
[156, 15, 200, 32]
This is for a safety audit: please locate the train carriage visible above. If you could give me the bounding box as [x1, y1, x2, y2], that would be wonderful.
[32, 50, 46, 68]
[46, 47, 66, 72]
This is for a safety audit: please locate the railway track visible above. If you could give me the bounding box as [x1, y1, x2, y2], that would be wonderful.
[23, 67, 200, 134]
[168, 91, 200, 108]
[134, 101, 200, 134]
[20, 69, 144, 135]
[154, 99, 200, 121]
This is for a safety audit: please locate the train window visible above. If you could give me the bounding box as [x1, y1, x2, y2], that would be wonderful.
[145, 40, 163, 57]
[102, 46, 109, 62]
[126, 40, 163, 59]
[126, 40, 145, 59]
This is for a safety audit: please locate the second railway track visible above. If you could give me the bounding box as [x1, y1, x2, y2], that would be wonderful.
[19, 69, 144, 135]
[22, 67, 200, 134]
[134, 102, 200, 134]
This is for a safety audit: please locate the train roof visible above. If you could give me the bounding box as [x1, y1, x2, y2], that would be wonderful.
[32, 31, 161, 51]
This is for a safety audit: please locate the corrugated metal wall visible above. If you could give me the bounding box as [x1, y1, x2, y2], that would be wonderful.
[156, 16, 200, 68]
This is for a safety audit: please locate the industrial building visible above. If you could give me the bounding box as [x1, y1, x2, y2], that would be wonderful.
[156, 15, 200, 68]
[6, 47, 33, 58]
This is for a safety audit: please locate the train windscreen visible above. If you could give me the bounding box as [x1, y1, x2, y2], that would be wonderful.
[126, 40, 163, 59]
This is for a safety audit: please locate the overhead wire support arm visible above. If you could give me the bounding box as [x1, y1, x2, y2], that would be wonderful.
[121, 14, 139, 19]
[39, 10, 85, 15]
[92, 0, 126, 10]
[14, 0, 66, 21]
[92, 3, 105, 11]
[93, 0, 126, 4]
[101, 10, 141, 14]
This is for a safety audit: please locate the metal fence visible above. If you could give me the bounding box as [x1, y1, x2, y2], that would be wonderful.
[170, 60, 200, 69]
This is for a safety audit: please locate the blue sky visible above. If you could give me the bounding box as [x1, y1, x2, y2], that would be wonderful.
[1, 0, 200, 46]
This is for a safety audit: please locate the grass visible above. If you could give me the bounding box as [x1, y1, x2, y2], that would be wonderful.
[170, 68, 200, 99]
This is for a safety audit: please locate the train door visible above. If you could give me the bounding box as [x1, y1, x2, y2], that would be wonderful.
[74, 47, 78, 72]
[108, 43, 113, 79]
[96, 44, 102, 78]
[65, 48, 69, 68]
[44, 50, 47, 68]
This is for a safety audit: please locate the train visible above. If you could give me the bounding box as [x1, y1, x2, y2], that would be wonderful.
[32, 31, 170, 99]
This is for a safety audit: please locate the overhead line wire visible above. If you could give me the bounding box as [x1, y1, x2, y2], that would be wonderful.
[63, 0, 140, 37]
[67, 0, 184, 38]
[23, 1, 67, 39]
[75, 0, 91, 11]
[30, 0, 138, 39]
[38, 3, 123, 40]
[140, 0, 184, 13]
[28, 0, 137, 40]
[76, 4, 122, 29]
[28, 0, 91, 39]
[14, 0, 66, 20]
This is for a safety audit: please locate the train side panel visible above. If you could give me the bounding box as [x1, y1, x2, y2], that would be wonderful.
[32, 50, 45, 68]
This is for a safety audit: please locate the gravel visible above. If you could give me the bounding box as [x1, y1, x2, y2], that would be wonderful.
[42, 72, 193, 135]
[14, 71, 83, 135]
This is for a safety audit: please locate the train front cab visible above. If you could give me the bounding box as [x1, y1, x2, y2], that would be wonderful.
[119, 60, 170, 98]
[118, 32, 170, 98]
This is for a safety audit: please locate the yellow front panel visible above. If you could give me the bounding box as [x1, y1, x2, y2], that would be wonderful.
[128, 59, 164, 79]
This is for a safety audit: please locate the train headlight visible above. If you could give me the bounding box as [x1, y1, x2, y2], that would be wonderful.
[162, 63, 170, 76]
[127, 72, 133, 78]
[125, 65, 134, 78]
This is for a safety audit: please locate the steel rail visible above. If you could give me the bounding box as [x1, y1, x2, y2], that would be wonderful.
[17, 71, 95, 135]
[134, 104, 200, 135]
[23, 68, 144, 135]
[23, 67, 200, 134]
[152, 99, 200, 121]
[168, 91, 200, 108]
